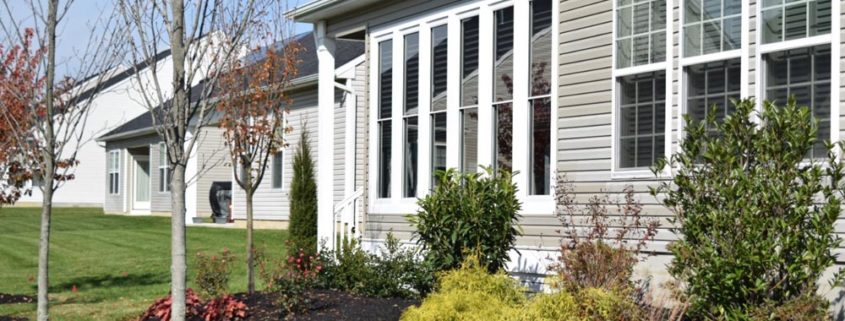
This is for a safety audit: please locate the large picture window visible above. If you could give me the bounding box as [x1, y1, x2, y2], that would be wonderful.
[108, 150, 120, 195]
[493, 6, 514, 172]
[377, 40, 393, 198]
[765, 45, 831, 158]
[616, 0, 667, 68]
[460, 16, 479, 174]
[431, 25, 448, 186]
[529, 0, 552, 195]
[619, 72, 666, 169]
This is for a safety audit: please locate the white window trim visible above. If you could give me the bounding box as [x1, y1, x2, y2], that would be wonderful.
[368, 0, 558, 215]
[754, 0, 840, 158]
[610, 0, 673, 179]
[108, 150, 120, 195]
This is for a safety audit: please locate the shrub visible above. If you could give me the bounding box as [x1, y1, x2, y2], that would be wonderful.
[270, 247, 322, 316]
[202, 295, 248, 321]
[136, 289, 202, 321]
[410, 167, 522, 273]
[319, 232, 434, 298]
[652, 98, 843, 318]
[551, 176, 659, 292]
[195, 249, 234, 299]
[400, 255, 525, 321]
[289, 128, 318, 255]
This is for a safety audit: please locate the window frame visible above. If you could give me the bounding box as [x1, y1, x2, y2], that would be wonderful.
[367, 0, 558, 215]
[158, 143, 170, 193]
[755, 0, 839, 157]
[611, 0, 673, 179]
[271, 151, 283, 190]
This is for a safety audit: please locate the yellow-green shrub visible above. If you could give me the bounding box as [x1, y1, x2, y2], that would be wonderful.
[402, 255, 646, 321]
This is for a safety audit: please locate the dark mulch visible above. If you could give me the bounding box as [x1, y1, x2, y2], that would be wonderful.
[0, 294, 34, 305]
[235, 289, 419, 321]
[0, 317, 27, 321]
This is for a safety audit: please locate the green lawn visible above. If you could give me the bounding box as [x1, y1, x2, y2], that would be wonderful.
[0, 207, 288, 321]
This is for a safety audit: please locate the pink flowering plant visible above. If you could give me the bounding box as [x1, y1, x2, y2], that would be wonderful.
[195, 249, 235, 299]
[266, 244, 324, 317]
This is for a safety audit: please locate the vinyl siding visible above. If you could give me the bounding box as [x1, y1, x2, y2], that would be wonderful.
[194, 127, 230, 217]
[102, 134, 161, 214]
[150, 142, 171, 213]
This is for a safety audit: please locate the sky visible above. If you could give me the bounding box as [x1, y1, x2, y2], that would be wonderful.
[0, 0, 313, 78]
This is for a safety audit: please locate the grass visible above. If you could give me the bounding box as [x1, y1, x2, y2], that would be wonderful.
[0, 207, 288, 321]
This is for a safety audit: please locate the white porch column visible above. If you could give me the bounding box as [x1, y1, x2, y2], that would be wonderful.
[316, 21, 337, 251]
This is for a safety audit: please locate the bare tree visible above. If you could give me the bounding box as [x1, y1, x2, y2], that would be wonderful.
[117, 1, 276, 319]
[0, 1, 125, 320]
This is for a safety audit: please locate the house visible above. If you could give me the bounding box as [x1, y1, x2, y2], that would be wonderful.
[16, 50, 176, 208]
[96, 32, 366, 225]
[290, 0, 845, 307]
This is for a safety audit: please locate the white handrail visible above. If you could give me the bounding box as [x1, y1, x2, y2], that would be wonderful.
[334, 189, 363, 214]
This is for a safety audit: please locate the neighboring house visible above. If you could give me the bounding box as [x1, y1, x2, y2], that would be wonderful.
[95, 98, 230, 220]
[230, 32, 366, 225]
[17, 50, 176, 207]
[290, 0, 845, 309]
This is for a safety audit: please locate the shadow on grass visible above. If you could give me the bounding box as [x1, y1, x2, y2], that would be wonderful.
[45, 272, 167, 293]
[0, 316, 27, 321]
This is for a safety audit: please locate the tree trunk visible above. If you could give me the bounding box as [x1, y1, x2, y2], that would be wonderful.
[36, 175, 53, 321]
[170, 163, 188, 321]
[37, 2, 58, 320]
[246, 189, 255, 294]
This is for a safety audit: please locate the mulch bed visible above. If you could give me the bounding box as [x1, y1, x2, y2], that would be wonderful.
[0, 294, 34, 305]
[235, 289, 419, 321]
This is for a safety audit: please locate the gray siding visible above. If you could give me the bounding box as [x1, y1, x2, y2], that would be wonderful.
[102, 134, 161, 214]
[150, 142, 171, 213]
[194, 127, 230, 216]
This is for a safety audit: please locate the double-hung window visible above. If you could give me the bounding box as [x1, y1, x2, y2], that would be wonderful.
[460, 16, 480, 174]
[377, 40, 393, 198]
[681, 0, 743, 133]
[108, 150, 120, 195]
[614, 0, 668, 171]
[431, 25, 448, 186]
[158, 144, 170, 192]
[404, 32, 420, 198]
[529, 0, 553, 195]
[493, 7, 514, 173]
[761, 0, 832, 158]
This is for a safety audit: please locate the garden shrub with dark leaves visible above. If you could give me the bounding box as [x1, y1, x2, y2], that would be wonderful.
[202, 295, 248, 321]
[136, 288, 203, 321]
[652, 98, 842, 319]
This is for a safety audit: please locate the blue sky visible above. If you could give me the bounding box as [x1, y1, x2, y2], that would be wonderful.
[0, 0, 312, 78]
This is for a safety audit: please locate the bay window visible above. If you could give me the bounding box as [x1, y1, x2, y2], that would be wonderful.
[404, 32, 420, 198]
[529, 0, 552, 195]
[493, 7, 514, 173]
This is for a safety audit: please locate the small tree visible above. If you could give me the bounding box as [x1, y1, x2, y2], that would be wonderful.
[218, 43, 301, 294]
[652, 98, 844, 318]
[288, 128, 318, 254]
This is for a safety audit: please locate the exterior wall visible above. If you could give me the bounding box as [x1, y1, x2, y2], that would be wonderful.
[232, 88, 321, 221]
[193, 127, 230, 217]
[20, 56, 175, 207]
[102, 134, 163, 214]
[150, 142, 171, 213]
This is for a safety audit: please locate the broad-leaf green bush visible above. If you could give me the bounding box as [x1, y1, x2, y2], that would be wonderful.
[652, 98, 842, 318]
[410, 167, 522, 273]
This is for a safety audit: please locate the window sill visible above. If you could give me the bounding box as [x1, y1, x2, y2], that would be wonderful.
[370, 198, 419, 215]
[610, 168, 658, 180]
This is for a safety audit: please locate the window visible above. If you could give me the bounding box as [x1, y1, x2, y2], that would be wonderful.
[378, 39, 393, 198]
[616, 0, 667, 68]
[529, 0, 553, 195]
[765, 45, 831, 158]
[108, 150, 120, 195]
[460, 16, 479, 173]
[158, 144, 170, 192]
[619, 72, 666, 169]
[686, 59, 741, 125]
[404, 32, 420, 198]
[493, 7, 514, 172]
[762, 0, 831, 44]
[272, 152, 283, 189]
[684, 0, 741, 56]
[431, 25, 448, 186]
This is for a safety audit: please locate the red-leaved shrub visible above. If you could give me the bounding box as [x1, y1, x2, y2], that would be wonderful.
[202, 295, 248, 321]
[136, 288, 202, 321]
